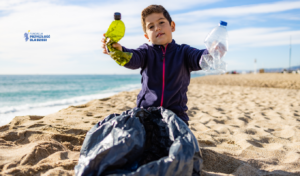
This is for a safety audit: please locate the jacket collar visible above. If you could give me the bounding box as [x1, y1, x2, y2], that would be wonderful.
[151, 39, 176, 50]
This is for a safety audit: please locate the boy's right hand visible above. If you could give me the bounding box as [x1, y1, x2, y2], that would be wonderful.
[101, 33, 123, 55]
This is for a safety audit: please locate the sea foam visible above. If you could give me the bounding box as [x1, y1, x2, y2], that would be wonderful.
[0, 83, 140, 126]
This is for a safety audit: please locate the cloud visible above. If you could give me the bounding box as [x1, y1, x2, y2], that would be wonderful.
[229, 27, 300, 47]
[0, 0, 222, 12]
[174, 0, 300, 22]
[172, 24, 300, 50]
[171, 1, 300, 49]
[0, 0, 299, 74]
[0, 0, 224, 74]
[269, 13, 300, 20]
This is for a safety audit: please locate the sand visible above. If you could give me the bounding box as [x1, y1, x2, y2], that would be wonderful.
[0, 73, 299, 176]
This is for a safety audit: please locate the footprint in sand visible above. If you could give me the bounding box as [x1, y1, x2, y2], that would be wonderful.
[99, 98, 110, 101]
[282, 151, 300, 164]
[28, 124, 46, 129]
[86, 112, 93, 116]
[273, 128, 295, 139]
[93, 116, 102, 119]
[262, 143, 283, 150]
[29, 115, 44, 120]
[244, 128, 257, 135]
[0, 125, 9, 132]
[71, 105, 86, 108]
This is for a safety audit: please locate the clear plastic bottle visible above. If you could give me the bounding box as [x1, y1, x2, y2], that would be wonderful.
[200, 21, 228, 73]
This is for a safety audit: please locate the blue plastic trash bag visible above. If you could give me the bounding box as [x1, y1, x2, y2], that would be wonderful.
[74, 107, 203, 176]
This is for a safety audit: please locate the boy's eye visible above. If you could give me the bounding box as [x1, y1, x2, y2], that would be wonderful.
[160, 21, 164, 24]
[149, 26, 153, 29]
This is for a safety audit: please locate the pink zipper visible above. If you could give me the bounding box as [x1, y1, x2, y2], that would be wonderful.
[160, 44, 168, 107]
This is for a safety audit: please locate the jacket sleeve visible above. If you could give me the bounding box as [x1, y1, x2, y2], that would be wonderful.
[122, 45, 148, 70]
[185, 46, 209, 71]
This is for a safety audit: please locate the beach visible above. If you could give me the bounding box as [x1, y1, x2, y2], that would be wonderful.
[0, 73, 300, 175]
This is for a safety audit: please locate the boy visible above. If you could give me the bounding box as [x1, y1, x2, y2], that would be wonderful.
[101, 5, 209, 126]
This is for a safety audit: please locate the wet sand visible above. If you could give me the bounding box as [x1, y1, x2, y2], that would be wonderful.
[0, 73, 299, 175]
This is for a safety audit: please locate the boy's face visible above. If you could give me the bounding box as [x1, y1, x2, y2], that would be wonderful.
[144, 13, 175, 47]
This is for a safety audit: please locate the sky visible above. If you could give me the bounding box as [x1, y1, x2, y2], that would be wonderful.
[0, 0, 300, 74]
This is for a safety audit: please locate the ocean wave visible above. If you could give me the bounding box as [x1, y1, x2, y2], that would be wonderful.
[0, 83, 141, 126]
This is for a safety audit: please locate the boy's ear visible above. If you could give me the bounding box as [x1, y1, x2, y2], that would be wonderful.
[171, 21, 175, 32]
[144, 33, 150, 41]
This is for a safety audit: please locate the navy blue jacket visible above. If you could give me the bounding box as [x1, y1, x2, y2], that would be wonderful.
[122, 39, 208, 121]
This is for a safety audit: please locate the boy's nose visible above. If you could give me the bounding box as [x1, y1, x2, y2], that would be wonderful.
[155, 25, 161, 31]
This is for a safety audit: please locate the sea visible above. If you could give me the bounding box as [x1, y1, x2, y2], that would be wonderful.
[0, 74, 204, 126]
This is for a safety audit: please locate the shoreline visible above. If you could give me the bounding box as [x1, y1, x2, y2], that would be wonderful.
[0, 84, 142, 127]
[0, 74, 206, 127]
[1, 73, 300, 175]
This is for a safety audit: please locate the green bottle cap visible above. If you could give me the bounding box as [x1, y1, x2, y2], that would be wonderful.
[114, 12, 121, 20]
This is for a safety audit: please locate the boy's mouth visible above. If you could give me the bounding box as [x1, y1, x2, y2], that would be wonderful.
[156, 33, 164, 38]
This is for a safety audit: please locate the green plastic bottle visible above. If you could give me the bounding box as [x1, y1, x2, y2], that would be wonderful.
[105, 12, 133, 66]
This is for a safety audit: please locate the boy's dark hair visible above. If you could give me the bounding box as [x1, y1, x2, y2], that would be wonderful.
[141, 5, 172, 33]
